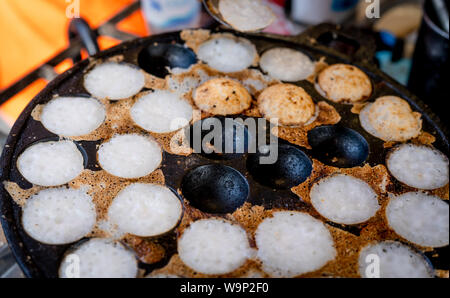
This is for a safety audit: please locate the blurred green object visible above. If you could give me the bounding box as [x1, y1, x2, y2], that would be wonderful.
[376, 50, 412, 85]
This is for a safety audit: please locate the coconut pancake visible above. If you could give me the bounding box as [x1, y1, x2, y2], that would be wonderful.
[310, 174, 380, 225]
[84, 62, 145, 100]
[386, 144, 449, 190]
[197, 36, 257, 73]
[131, 90, 193, 133]
[41, 96, 106, 137]
[193, 78, 252, 115]
[17, 140, 84, 187]
[255, 211, 336, 277]
[97, 134, 162, 179]
[260, 48, 315, 82]
[108, 183, 182, 237]
[59, 238, 138, 278]
[359, 96, 422, 141]
[257, 83, 316, 126]
[22, 187, 96, 245]
[386, 192, 449, 248]
[358, 241, 434, 278]
[218, 0, 275, 32]
[316, 64, 372, 104]
[178, 218, 252, 275]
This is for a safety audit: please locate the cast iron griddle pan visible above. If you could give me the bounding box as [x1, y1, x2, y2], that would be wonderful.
[0, 24, 448, 278]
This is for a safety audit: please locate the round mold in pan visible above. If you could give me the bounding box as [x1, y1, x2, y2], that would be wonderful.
[307, 125, 369, 168]
[138, 42, 197, 78]
[14, 137, 89, 187]
[246, 143, 313, 189]
[0, 25, 448, 278]
[185, 116, 255, 160]
[181, 164, 250, 214]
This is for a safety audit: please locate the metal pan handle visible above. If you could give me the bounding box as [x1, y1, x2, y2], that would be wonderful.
[68, 18, 100, 62]
[292, 23, 377, 65]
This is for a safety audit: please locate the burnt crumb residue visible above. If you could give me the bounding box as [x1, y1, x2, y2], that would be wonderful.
[306, 56, 328, 84]
[382, 132, 437, 164]
[123, 234, 168, 265]
[350, 102, 367, 114]
[180, 29, 211, 53]
[3, 181, 45, 207]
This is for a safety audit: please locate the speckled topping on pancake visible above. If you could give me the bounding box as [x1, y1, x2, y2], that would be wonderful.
[316, 64, 372, 104]
[193, 78, 252, 115]
[360, 96, 422, 141]
[257, 83, 316, 126]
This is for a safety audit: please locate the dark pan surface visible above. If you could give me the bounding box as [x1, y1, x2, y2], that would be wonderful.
[1, 24, 448, 278]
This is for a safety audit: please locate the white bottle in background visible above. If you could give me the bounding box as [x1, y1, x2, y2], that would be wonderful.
[141, 0, 201, 34]
[290, 0, 360, 25]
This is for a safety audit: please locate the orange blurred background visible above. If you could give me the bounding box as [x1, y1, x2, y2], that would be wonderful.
[0, 0, 148, 126]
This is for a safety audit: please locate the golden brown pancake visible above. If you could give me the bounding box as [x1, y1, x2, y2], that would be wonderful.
[257, 83, 316, 126]
[193, 78, 252, 115]
[359, 96, 422, 141]
[316, 64, 372, 104]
